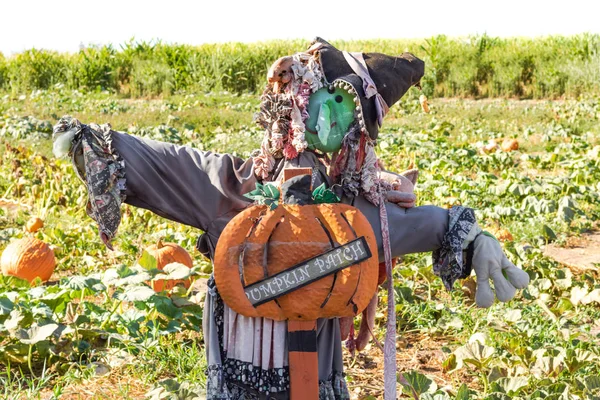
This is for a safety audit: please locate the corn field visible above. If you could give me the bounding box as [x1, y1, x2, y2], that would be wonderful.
[0, 34, 599, 98]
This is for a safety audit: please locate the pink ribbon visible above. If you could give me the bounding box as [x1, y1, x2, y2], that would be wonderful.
[342, 52, 390, 127]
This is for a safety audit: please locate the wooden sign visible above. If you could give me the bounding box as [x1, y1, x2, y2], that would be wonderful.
[244, 236, 372, 306]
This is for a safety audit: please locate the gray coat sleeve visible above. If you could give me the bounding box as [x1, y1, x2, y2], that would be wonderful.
[109, 131, 447, 259]
[351, 196, 448, 261]
[111, 131, 257, 233]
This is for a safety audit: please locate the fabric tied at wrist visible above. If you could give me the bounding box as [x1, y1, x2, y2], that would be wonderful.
[53, 116, 126, 250]
[432, 206, 478, 291]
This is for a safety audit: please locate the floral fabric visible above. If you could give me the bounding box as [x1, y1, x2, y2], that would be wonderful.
[53, 116, 126, 249]
[432, 206, 477, 290]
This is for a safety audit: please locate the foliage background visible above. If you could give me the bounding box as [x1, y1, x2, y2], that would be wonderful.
[0, 34, 599, 98]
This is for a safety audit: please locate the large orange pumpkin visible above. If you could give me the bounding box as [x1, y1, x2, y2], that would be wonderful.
[145, 239, 193, 292]
[214, 203, 379, 321]
[1, 237, 56, 282]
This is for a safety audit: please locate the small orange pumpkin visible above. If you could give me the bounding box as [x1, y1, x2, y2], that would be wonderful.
[501, 138, 519, 152]
[26, 217, 44, 233]
[1, 237, 56, 282]
[214, 203, 379, 321]
[145, 239, 193, 292]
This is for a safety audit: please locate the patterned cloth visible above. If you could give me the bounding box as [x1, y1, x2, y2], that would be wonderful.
[432, 206, 477, 290]
[205, 277, 350, 400]
[53, 116, 126, 250]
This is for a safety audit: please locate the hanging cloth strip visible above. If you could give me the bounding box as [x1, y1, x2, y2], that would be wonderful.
[378, 194, 397, 400]
[342, 52, 390, 127]
[53, 116, 126, 250]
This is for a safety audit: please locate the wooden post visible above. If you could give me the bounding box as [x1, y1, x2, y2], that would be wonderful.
[284, 168, 320, 399]
[283, 168, 313, 183]
[288, 320, 319, 400]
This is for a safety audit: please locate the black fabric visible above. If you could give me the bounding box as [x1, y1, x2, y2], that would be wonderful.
[196, 232, 215, 261]
[432, 206, 477, 290]
[312, 37, 425, 139]
[280, 175, 313, 205]
[288, 329, 318, 352]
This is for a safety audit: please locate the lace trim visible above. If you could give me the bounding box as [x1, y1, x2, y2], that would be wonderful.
[206, 365, 349, 400]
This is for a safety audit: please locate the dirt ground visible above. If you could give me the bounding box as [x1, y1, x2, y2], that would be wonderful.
[544, 231, 600, 272]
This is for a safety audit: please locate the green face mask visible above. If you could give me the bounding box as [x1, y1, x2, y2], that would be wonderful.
[305, 86, 356, 153]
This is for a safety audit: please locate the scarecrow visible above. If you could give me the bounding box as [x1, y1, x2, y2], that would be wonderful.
[53, 38, 530, 399]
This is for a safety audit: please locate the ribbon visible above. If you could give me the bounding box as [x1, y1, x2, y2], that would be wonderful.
[342, 52, 390, 127]
[378, 194, 397, 400]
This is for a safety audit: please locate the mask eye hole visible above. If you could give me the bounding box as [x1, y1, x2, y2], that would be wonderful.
[327, 85, 335, 94]
[335, 95, 343, 103]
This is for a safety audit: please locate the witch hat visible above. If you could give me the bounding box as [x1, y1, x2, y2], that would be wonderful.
[310, 37, 425, 140]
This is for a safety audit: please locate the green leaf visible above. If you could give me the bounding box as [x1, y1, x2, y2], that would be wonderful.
[487, 366, 507, 383]
[395, 285, 414, 303]
[62, 275, 105, 292]
[262, 183, 280, 199]
[28, 286, 47, 298]
[153, 262, 192, 282]
[4, 310, 24, 333]
[32, 304, 53, 319]
[312, 183, 325, 198]
[0, 343, 30, 363]
[557, 196, 577, 222]
[244, 182, 280, 208]
[264, 198, 279, 210]
[0, 296, 14, 316]
[581, 289, 600, 305]
[453, 341, 495, 369]
[115, 286, 156, 302]
[16, 323, 58, 345]
[437, 315, 463, 331]
[312, 183, 340, 204]
[442, 353, 457, 372]
[570, 286, 588, 306]
[138, 250, 158, 271]
[455, 384, 470, 400]
[148, 296, 183, 319]
[541, 224, 557, 241]
[399, 370, 436, 397]
[585, 375, 600, 391]
[503, 309, 522, 323]
[566, 349, 596, 373]
[493, 377, 529, 395]
[533, 355, 565, 378]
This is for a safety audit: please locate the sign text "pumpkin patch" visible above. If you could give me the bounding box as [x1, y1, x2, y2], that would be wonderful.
[244, 237, 372, 306]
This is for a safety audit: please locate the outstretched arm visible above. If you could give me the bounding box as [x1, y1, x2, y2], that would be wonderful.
[353, 196, 529, 306]
[352, 196, 448, 259]
[56, 117, 257, 248]
[112, 131, 256, 231]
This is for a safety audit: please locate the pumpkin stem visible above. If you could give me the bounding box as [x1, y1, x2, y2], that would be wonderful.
[157, 238, 164, 249]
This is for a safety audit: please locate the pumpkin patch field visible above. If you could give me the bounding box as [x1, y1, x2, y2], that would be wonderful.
[0, 87, 600, 399]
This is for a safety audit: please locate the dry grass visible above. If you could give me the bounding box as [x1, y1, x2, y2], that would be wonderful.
[343, 332, 478, 399]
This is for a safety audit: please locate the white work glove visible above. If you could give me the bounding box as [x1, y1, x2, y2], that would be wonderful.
[468, 226, 530, 308]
